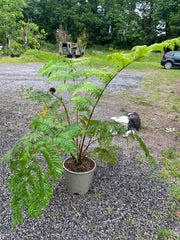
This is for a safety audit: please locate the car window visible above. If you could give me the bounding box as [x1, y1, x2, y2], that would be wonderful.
[174, 52, 180, 57]
[166, 51, 173, 56]
[62, 43, 68, 47]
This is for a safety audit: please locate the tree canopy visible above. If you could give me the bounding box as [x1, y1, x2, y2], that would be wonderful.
[0, 0, 180, 48]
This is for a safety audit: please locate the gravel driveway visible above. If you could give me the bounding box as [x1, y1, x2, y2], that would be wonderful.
[0, 63, 179, 240]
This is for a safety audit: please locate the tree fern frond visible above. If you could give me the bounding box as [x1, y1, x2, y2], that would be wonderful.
[37, 59, 72, 77]
[57, 84, 75, 94]
[67, 59, 91, 70]
[48, 99, 61, 111]
[40, 145, 63, 181]
[71, 68, 95, 80]
[72, 95, 92, 104]
[134, 134, 157, 168]
[2, 131, 43, 170]
[57, 122, 83, 138]
[161, 38, 180, 51]
[46, 67, 93, 83]
[86, 68, 115, 86]
[29, 117, 60, 137]
[22, 88, 53, 104]
[131, 46, 150, 63]
[149, 43, 164, 53]
[52, 137, 77, 157]
[38, 59, 92, 79]
[47, 72, 73, 82]
[86, 120, 117, 138]
[90, 145, 119, 164]
[73, 82, 102, 98]
[37, 60, 60, 76]
[106, 52, 133, 70]
[79, 115, 89, 128]
[9, 163, 53, 228]
[51, 123, 83, 156]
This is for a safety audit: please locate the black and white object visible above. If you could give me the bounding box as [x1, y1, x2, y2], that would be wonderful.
[111, 112, 141, 137]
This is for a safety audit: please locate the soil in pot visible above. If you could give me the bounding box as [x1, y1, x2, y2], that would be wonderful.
[64, 157, 95, 172]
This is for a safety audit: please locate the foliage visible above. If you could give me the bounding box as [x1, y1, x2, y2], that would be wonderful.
[40, 41, 59, 53]
[159, 148, 180, 204]
[156, 228, 179, 240]
[160, 148, 180, 180]
[9, 42, 24, 55]
[1, 37, 180, 227]
[55, 25, 71, 45]
[0, 49, 60, 63]
[22, 49, 60, 62]
[18, 21, 47, 50]
[1, 0, 180, 48]
[77, 28, 88, 51]
[0, 0, 25, 45]
[21, 0, 180, 47]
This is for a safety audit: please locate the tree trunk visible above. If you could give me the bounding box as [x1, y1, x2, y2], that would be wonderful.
[24, 34, 28, 50]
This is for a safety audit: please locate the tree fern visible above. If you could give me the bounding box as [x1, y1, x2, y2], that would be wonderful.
[90, 137, 119, 164]
[86, 68, 116, 86]
[73, 82, 102, 98]
[23, 88, 53, 104]
[1, 37, 180, 227]
[71, 96, 95, 114]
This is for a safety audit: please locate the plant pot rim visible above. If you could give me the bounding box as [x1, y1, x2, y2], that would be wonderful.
[63, 158, 96, 175]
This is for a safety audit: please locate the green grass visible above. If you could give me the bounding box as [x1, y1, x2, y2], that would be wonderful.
[85, 49, 164, 70]
[0, 46, 164, 69]
[84, 47, 112, 67]
[22, 49, 60, 62]
[156, 228, 179, 240]
[160, 148, 180, 190]
[132, 69, 180, 111]
[127, 52, 163, 70]
[0, 49, 61, 63]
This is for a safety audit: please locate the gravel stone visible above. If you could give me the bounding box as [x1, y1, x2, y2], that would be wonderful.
[0, 63, 179, 240]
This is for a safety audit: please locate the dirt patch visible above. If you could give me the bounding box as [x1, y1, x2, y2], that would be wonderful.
[97, 69, 180, 158]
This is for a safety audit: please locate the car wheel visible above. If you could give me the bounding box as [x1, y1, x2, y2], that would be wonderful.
[164, 61, 172, 69]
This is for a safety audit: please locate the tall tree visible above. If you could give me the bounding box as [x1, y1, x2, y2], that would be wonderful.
[169, 2, 180, 38]
[22, 0, 180, 47]
[152, 0, 180, 39]
[136, 0, 157, 45]
[0, 0, 25, 45]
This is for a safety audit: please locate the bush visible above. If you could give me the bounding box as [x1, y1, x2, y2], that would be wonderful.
[23, 49, 61, 62]
[9, 42, 25, 55]
[40, 41, 59, 52]
[1, 46, 13, 56]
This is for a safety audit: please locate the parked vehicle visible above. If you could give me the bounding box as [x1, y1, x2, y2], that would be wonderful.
[59, 42, 84, 58]
[161, 51, 180, 69]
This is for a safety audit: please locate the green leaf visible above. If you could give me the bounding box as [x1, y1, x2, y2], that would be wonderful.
[73, 82, 102, 98]
[86, 68, 115, 86]
[90, 144, 119, 164]
[134, 134, 157, 168]
[71, 96, 95, 114]
[22, 88, 53, 104]
[57, 84, 74, 94]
